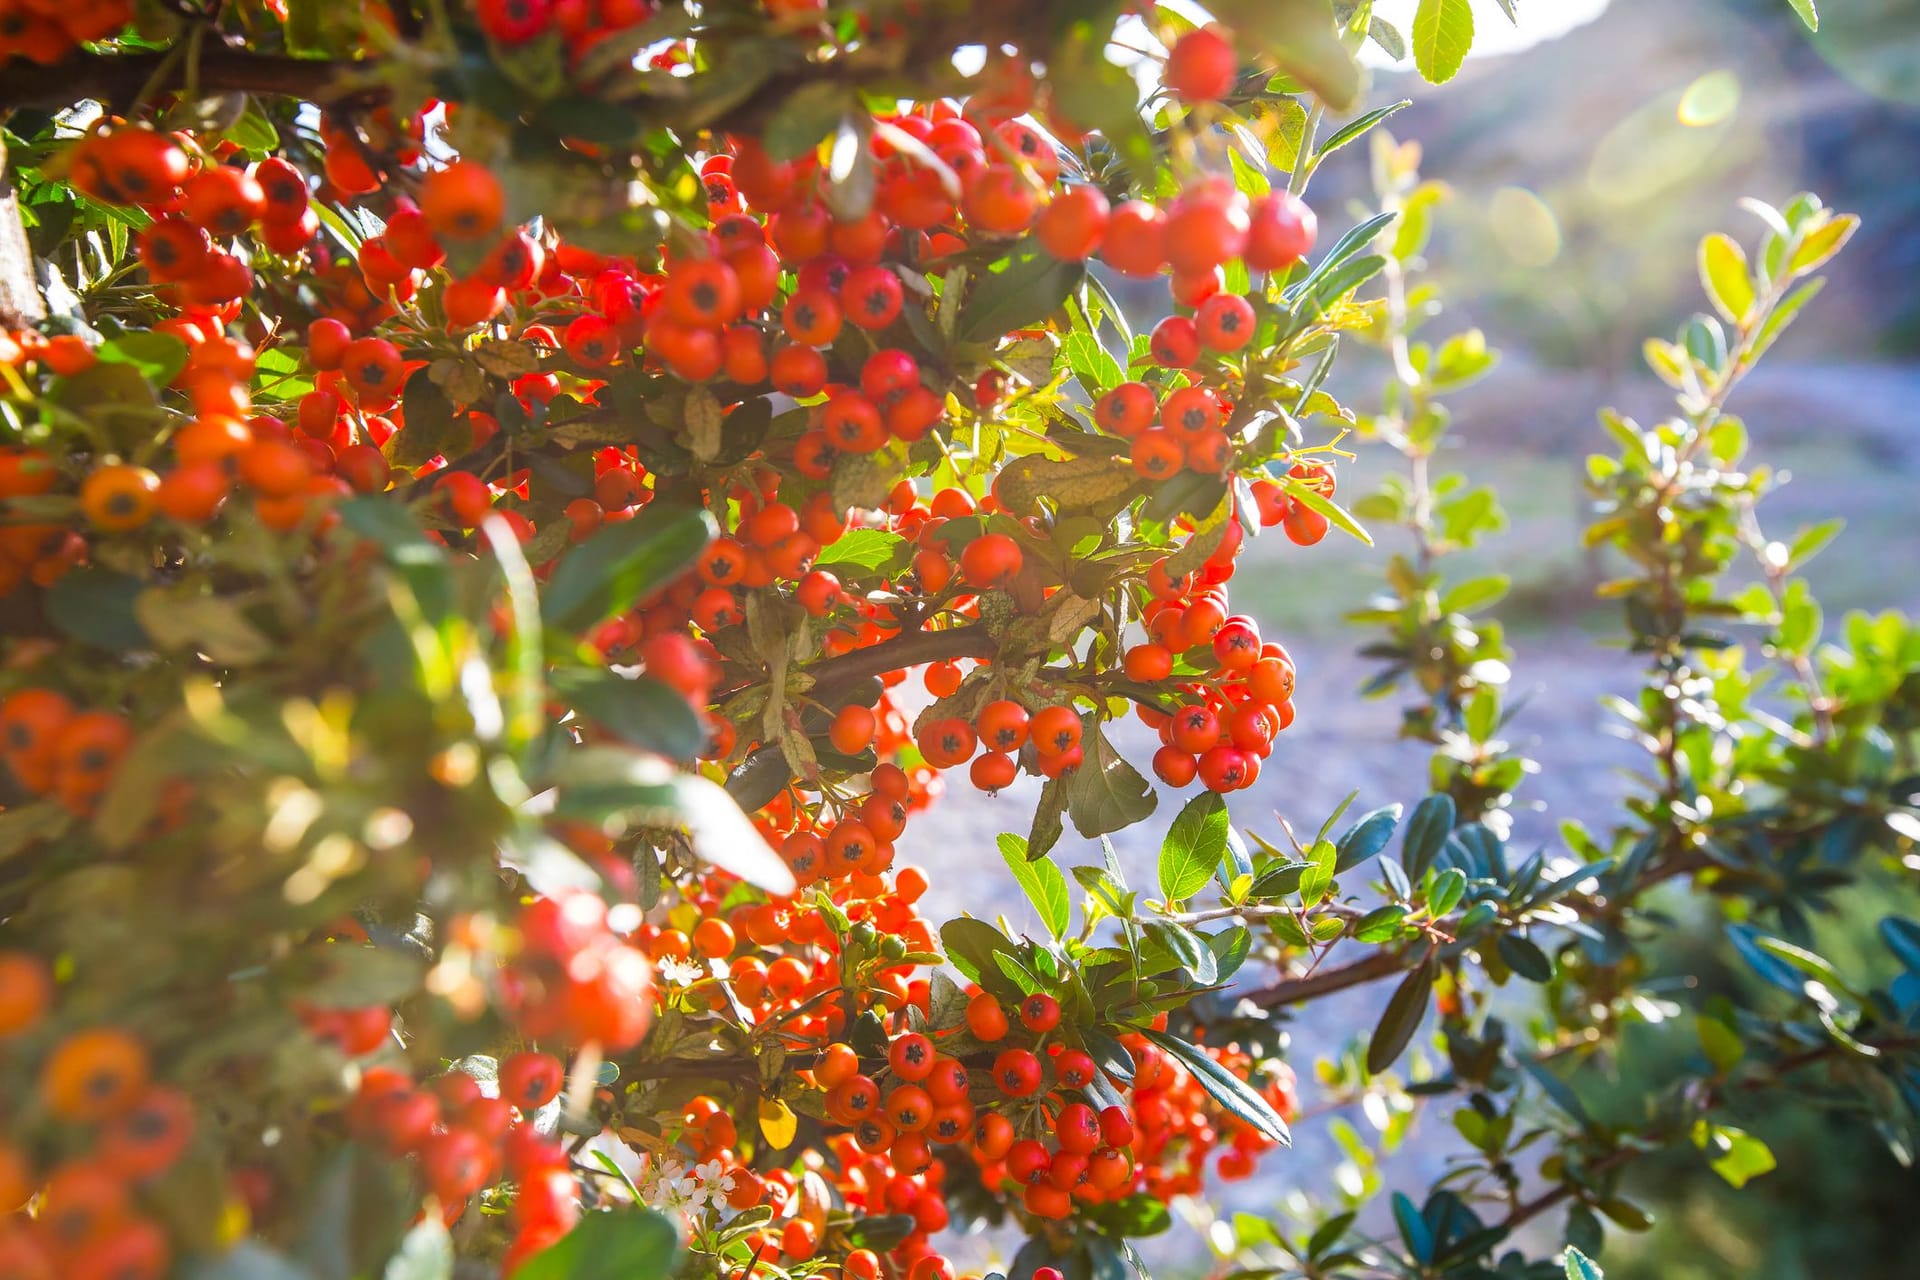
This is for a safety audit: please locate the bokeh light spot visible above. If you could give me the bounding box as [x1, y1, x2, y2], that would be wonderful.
[1678, 70, 1741, 126]
[1489, 186, 1561, 266]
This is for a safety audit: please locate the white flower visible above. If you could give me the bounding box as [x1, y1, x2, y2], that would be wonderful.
[693, 1157, 736, 1205]
[656, 956, 704, 987]
[644, 1156, 699, 1211]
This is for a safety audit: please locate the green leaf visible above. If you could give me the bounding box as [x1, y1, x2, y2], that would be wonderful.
[1726, 923, 1811, 997]
[1083, 1194, 1174, 1239]
[389, 371, 468, 469]
[549, 750, 794, 894]
[541, 502, 717, 635]
[515, 1208, 680, 1280]
[44, 567, 148, 651]
[1880, 917, 1920, 975]
[1064, 331, 1123, 397]
[1334, 804, 1401, 872]
[1497, 933, 1553, 982]
[1368, 16, 1407, 60]
[958, 239, 1085, 345]
[1299, 839, 1337, 903]
[1520, 1056, 1591, 1125]
[1696, 1122, 1777, 1188]
[1065, 722, 1156, 841]
[998, 833, 1071, 939]
[1411, 0, 1474, 84]
[1315, 101, 1410, 161]
[1284, 477, 1372, 546]
[292, 1145, 414, 1280]
[1426, 867, 1466, 916]
[940, 918, 1022, 990]
[336, 497, 454, 631]
[1142, 1029, 1290, 1144]
[1401, 793, 1456, 878]
[841, 1215, 916, 1251]
[1563, 1246, 1604, 1280]
[1365, 957, 1434, 1073]
[551, 668, 706, 760]
[1789, 212, 1857, 273]
[1786, 518, 1843, 568]
[1440, 575, 1510, 615]
[1144, 920, 1218, 985]
[1208, 0, 1360, 110]
[1160, 791, 1229, 904]
[1027, 774, 1069, 862]
[813, 528, 908, 572]
[383, 1219, 452, 1280]
[1393, 1193, 1434, 1262]
[294, 945, 425, 1010]
[762, 82, 857, 161]
[1699, 232, 1755, 324]
[1784, 0, 1818, 30]
[1354, 905, 1409, 943]
[96, 331, 189, 385]
[1698, 1012, 1746, 1073]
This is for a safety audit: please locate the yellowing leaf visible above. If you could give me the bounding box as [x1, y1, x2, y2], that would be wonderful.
[1698, 233, 1755, 325]
[758, 1097, 798, 1150]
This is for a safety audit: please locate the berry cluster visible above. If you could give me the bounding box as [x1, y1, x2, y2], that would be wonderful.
[0, 953, 185, 1280]
[0, 0, 127, 65]
[0, 689, 131, 816]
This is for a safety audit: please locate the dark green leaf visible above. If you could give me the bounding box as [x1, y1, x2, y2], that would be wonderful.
[958, 240, 1085, 345]
[940, 918, 1022, 991]
[1393, 1192, 1435, 1263]
[1081, 1025, 1137, 1085]
[1497, 933, 1554, 982]
[514, 1207, 680, 1280]
[1143, 1029, 1290, 1145]
[1065, 722, 1156, 840]
[1881, 917, 1920, 975]
[1727, 923, 1812, 997]
[1520, 1057, 1590, 1125]
[841, 1215, 915, 1251]
[389, 371, 469, 469]
[551, 667, 706, 760]
[294, 946, 424, 1009]
[1401, 793, 1456, 878]
[1027, 774, 1069, 862]
[292, 1146, 414, 1280]
[1335, 804, 1401, 872]
[1366, 958, 1434, 1073]
[541, 503, 717, 635]
[1209, 925, 1253, 981]
[1084, 1194, 1173, 1238]
[1144, 920, 1218, 985]
[44, 568, 148, 651]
